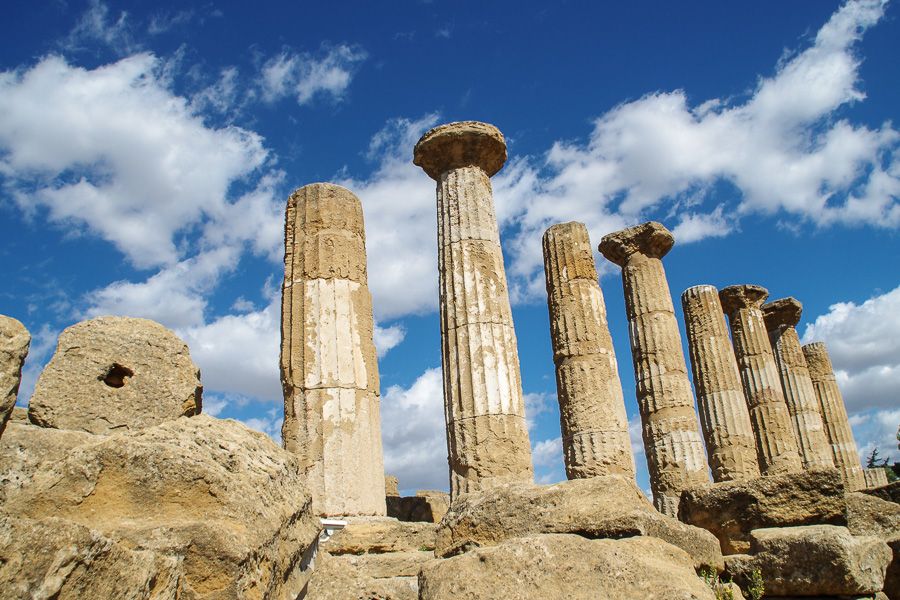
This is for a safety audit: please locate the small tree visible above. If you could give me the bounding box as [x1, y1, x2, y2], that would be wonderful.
[866, 447, 888, 469]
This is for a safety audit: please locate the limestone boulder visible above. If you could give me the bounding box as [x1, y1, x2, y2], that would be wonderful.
[323, 518, 437, 555]
[9, 406, 27, 422]
[28, 316, 202, 435]
[679, 468, 846, 553]
[0, 414, 319, 599]
[435, 476, 723, 570]
[0, 315, 29, 439]
[419, 533, 717, 600]
[725, 525, 891, 596]
[304, 552, 421, 600]
[845, 493, 900, 600]
[0, 514, 180, 600]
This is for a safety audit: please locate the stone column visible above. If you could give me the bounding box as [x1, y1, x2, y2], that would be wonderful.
[802, 342, 867, 491]
[720, 285, 802, 476]
[542, 221, 635, 480]
[681, 285, 760, 482]
[280, 183, 387, 516]
[1, 315, 30, 440]
[762, 298, 834, 470]
[414, 121, 533, 497]
[598, 222, 708, 516]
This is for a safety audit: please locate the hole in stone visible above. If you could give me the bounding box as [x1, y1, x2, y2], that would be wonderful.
[102, 363, 134, 388]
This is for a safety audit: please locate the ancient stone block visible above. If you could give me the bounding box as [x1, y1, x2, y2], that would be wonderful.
[763, 298, 834, 470]
[324, 517, 437, 556]
[28, 316, 201, 435]
[414, 121, 533, 497]
[434, 476, 723, 571]
[682, 285, 760, 482]
[385, 475, 400, 496]
[678, 468, 847, 554]
[387, 490, 450, 523]
[599, 222, 708, 516]
[803, 341, 867, 491]
[419, 534, 718, 600]
[864, 480, 900, 505]
[865, 468, 891, 489]
[0, 315, 29, 440]
[725, 525, 891, 597]
[281, 183, 387, 516]
[543, 222, 634, 480]
[720, 285, 803, 475]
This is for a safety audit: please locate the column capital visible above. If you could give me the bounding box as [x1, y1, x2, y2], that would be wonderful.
[719, 284, 769, 317]
[413, 121, 507, 180]
[762, 297, 803, 331]
[597, 221, 674, 266]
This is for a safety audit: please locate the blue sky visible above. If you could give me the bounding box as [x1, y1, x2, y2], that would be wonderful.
[1, 0, 898, 495]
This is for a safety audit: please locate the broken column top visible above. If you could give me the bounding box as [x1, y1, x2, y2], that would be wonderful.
[719, 284, 769, 316]
[803, 342, 834, 378]
[286, 182, 365, 235]
[413, 121, 507, 180]
[762, 297, 803, 330]
[597, 221, 674, 266]
[542, 221, 598, 284]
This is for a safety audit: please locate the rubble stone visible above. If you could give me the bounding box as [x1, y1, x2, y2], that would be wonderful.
[0, 315, 29, 440]
[28, 316, 201, 435]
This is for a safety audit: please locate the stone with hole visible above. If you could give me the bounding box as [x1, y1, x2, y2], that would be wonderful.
[28, 316, 202, 435]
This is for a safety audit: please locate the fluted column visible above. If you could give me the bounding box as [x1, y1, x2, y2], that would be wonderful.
[681, 285, 760, 482]
[599, 222, 708, 516]
[280, 183, 387, 516]
[802, 342, 866, 491]
[414, 121, 533, 498]
[720, 285, 802, 476]
[542, 222, 635, 480]
[864, 468, 889, 489]
[762, 298, 834, 470]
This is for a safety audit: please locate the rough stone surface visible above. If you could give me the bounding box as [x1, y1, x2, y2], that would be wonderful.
[542, 221, 634, 480]
[323, 518, 437, 556]
[763, 298, 834, 470]
[420, 534, 718, 600]
[387, 491, 450, 523]
[435, 476, 723, 571]
[866, 468, 891, 489]
[725, 525, 891, 596]
[865, 481, 900, 505]
[682, 285, 760, 482]
[281, 182, 387, 516]
[9, 406, 26, 422]
[28, 316, 201, 435]
[720, 285, 803, 475]
[0, 315, 29, 440]
[385, 475, 400, 496]
[803, 341, 867, 491]
[303, 552, 420, 600]
[845, 492, 900, 600]
[599, 222, 709, 516]
[679, 468, 847, 554]
[415, 121, 533, 497]
[0, 415, 320, 599]
[0, 514, 181, 600]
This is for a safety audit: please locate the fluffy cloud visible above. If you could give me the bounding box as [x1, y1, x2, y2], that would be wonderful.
[63, 0, 136, 55]
[852, 408, 899, 464]
[260, 45, 367, 106]
[380, 368, 447, 492]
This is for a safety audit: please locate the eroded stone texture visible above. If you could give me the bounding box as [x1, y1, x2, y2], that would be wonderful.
[866, 468, 891, 489]
[0, 316, 30, 440]
[542, 222, 634, 480]
[763, 297, 834, 470]
[803, 341, 867, 491]
[598, 222, 708, 516]
[414, 121, 532, 497]
[720, 285, 803, 475]
[385, 475, 400, 497]
[28, 317, 201, 435]
[280, 183, 386, 516]
[681, 285, 760, 482]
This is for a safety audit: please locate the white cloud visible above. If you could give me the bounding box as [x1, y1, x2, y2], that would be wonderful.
[147, 10, 194, 35]
[524, 391, 554, 431]
[260, 45, 367, 106]
[532, 436, 562, 468]
[374, 323, 406, 358]
[852, 408, 899, 464]
[63, 0, 136, 55]
[239, 406, 284, 445]
[380, 368, 448, 491]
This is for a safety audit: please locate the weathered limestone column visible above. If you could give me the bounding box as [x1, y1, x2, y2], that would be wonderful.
[598, 222, 708, 516]
[762, 298, 834, 470]
[864, 468, 889, 489]
[414, 121, 533, 497]
[280, 183, 387, 516]
[1, 315, 30, 440]
[681, 285, 760, 482]
[542, 221, 635, 480]
[720, 285, 803, 476]
[802, 342, 867, 491]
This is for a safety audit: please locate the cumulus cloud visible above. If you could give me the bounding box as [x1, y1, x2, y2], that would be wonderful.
[260, 45, 367, 106]
[380, 368, 448, 491]
[374, 323, 406, 358]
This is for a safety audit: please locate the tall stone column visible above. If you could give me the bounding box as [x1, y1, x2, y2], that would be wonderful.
[720, 285, 802, 476]
[280, 183, 387, 517]
[414, 121, 533, 497]
[802, 342, 866, 491]
[598, 222, 708, 516]
[542, 221, 635, 480]
[762, 298, 834, 470]
[681, 285, 760, 482]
